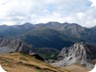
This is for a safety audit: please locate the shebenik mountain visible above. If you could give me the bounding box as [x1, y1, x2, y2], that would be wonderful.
[0, 22, 96, 72]
[0, 22, 96, 50]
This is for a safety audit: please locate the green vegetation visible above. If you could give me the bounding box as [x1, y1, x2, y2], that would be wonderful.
[32, 48, 59, 60]
[22, 28, 73, 50]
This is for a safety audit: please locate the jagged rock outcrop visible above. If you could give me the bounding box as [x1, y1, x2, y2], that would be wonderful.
[0, 38, 32, 54]
[53, 42, 96, 68]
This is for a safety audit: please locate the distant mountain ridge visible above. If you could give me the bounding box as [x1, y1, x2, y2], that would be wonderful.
[0, 22, 96, 49]
[0, 22, 95, 72]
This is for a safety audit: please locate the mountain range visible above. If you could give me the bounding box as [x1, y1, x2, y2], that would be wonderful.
[0, 22, 96, 72]
[0, 22, 96, 50]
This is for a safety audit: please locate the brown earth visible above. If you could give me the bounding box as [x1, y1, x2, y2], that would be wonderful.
[0, 52, 70, 72]
[0, 52, 90, 72]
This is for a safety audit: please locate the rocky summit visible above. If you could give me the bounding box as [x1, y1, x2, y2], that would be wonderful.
[53, 42, 96, 68]
[0, 38, 32, 54]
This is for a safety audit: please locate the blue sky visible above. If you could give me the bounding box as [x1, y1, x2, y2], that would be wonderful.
[0, 0, 96, 27]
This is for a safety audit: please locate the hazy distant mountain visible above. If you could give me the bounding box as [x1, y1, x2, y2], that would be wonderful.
[0, 22, 96, 49]
[53, 42, 96, 68]
[0, 23, 34, 37]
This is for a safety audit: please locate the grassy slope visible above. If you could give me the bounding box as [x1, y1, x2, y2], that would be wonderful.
[0, 52, 90, 72]
[64, 65, 90, 72]
[0, 52, 70, 72]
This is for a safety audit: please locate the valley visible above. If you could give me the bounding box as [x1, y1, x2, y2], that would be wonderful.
[0, 22, 96, 72]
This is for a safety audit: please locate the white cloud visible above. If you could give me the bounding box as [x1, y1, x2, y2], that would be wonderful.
[76, 12, 85, 19]
[0, 0, 96, 27]
[90, 0, 96, 7]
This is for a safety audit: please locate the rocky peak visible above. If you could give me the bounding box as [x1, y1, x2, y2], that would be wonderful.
[0, 38, 32, 54]
[53, 42, 96, 68]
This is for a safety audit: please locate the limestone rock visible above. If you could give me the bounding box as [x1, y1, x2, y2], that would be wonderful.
[53, 42, 96, 68]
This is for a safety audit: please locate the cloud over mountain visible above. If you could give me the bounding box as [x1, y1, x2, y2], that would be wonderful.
[0, 0, 96, 27]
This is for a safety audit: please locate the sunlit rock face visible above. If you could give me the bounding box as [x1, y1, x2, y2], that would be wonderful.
[0, 38, 32, 54]
[53, 42, 96, 68]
